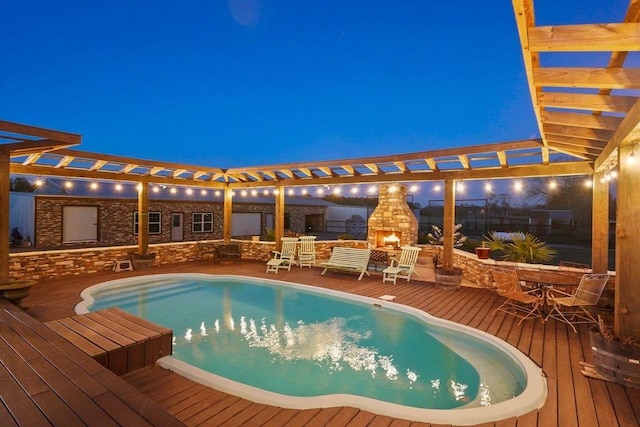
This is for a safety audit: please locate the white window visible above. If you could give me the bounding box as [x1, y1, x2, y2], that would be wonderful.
[133, 212, 162, 235]
[192, 212, 214, 232]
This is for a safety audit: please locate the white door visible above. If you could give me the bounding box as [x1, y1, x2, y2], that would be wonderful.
[63, 206, 98, 243]
[171, 213, 184, 241]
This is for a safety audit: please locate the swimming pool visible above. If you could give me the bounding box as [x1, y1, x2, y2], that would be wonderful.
[76, 274, 546, 425]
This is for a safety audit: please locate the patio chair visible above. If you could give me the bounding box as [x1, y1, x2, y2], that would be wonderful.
[382, 246, 421, 285]
[545, 273, 609, 333]
[266, 237, 298, 273]
[491, 267, 544, 324]
[558, 261, 590, 272]
[298, 235, 316, 268]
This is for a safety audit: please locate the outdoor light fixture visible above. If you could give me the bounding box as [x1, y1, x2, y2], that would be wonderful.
[629, 143, 637, 165]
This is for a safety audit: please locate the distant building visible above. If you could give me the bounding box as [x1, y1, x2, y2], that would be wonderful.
[12, 179, 344, 248]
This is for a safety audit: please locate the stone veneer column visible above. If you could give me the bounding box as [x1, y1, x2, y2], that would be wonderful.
[367, 184, 418, 247]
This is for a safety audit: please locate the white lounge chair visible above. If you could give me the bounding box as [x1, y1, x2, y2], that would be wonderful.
[382, 246, 421, 285]
[298, 235, 317, 268]
[266, 237, 298, 273]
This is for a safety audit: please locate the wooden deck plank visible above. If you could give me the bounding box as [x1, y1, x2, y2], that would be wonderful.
[555, 323, 578, 427]
[0, 364, 52, 426]
[19, 259, 639, 427]
[44, 319, 108, 364]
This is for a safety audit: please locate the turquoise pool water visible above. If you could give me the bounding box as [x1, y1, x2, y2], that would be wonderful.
[78, 274, 546, 424]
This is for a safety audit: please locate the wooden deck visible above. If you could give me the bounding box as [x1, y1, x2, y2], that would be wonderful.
[20, 260, 640, 427]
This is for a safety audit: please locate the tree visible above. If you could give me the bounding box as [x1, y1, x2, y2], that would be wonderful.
[525, 176, 593, 226]
[10, 177, 36, 193]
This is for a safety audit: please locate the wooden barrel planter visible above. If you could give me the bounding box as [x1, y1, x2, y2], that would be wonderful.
[589, 329, 640, 389]
[130, 253, 157, 269]
[435, 267, 463, 290]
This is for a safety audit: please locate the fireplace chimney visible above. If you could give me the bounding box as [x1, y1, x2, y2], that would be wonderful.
[367, 184, 418, 248]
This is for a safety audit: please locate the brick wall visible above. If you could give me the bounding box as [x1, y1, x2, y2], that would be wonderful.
[34, 196, 326, 248]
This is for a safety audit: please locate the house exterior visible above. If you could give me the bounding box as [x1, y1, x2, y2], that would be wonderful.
[14, 180, 337, 249]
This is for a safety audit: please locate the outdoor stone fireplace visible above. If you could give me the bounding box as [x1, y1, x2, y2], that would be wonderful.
[367, 184, 419, 248]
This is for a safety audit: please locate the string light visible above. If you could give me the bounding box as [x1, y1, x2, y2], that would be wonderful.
[114, 184, 123, 191]
[433, 184, 442, 192]
[170, 188, 177, 194]
[200, 189, 207, 195]
[90, 182, 99, 190]
[185, 188, 193, 195]
[484, 182, 492, 192]
[513, 180, 523, 192]
[548, 180, 557, 190]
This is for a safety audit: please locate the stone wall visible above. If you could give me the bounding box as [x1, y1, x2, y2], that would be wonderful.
[7, 239, 367, 282]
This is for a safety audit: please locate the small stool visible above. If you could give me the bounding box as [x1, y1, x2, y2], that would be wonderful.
[113, 259, 133, 272]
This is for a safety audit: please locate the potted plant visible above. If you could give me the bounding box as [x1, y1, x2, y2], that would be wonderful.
[0, 279, 37, 309]
[475, 241, 491, 259]
[484, 231, 556, 264]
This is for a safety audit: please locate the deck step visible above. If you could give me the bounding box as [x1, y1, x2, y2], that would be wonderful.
[45, 307, 172, 376]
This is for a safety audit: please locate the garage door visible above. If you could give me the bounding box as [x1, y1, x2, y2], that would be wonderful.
[63, 206, 98, 243]
[231, 213, 261, 237]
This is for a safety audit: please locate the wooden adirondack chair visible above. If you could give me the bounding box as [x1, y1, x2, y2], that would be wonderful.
[382, 246, 421, 285]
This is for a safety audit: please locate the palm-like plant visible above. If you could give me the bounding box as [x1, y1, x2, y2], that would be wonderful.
[485, 231, 556, 264]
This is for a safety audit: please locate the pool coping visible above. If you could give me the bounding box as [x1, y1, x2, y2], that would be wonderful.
[76, 273, 548, 426]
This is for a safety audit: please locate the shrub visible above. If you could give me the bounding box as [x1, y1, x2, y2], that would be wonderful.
[485, 231, 556, 264]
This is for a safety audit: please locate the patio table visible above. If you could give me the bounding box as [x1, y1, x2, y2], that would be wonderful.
[517, 269, 583, 290]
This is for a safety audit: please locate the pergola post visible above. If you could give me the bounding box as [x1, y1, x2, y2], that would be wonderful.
[615, 144, 640, 337]
[442, 179, 456, 271]
[137, 180, 149, 256]
[274, 186, 285, 250]
[0, 151, 9, 283]
[223, 188, 232, 242]
[591, 172, 609, 273]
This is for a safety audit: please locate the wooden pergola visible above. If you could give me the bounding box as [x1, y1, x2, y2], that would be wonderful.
[1, 0, 639, 336]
